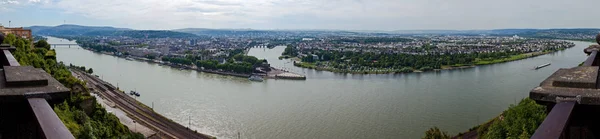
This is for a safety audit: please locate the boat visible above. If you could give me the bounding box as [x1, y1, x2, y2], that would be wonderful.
[249, 75, 264, 82]
[534, 63, 551, 70]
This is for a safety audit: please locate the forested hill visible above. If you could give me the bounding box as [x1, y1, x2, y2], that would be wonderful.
[28, 24, 130, 35]
[174, 28, 364, 37]
[28, 24, 197, 38]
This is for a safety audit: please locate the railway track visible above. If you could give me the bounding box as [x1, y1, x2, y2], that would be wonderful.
[74, 70, 213, 139]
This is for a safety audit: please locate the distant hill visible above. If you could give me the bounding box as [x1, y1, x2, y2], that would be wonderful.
[175, 28, 273, 36]
[28, 24, 131, 36]
[25, 24, 600, 38]
[173, 28, 364, 37]
[382, 29, 540, 35]
[28, 24, 197, 38]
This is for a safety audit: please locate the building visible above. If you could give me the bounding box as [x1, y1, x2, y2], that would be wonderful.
[0, 26, 32, 39]
[302, 38, 314, 41]
[311, 54, 319, 61]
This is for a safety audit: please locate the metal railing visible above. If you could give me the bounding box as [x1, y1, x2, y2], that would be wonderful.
[531, 101, 576, 139]
[530, 45, 600, 139]
[1, 48, 74, 139]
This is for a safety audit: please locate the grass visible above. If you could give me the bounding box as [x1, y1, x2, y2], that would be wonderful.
[474, 52, 547, 65]
[294, 62, 409, 74]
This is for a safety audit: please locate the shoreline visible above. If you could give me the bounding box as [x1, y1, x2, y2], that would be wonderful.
[83, 47, 254, 77]
[289, 47, 572, 74]
[78, 47, 307, 80]
[72, 69, 215, 139]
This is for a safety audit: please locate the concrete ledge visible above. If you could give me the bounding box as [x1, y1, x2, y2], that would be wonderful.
[4, 66, 49, 87]
[551, 66, 598, 89]
[584, 44, 600, 55]
[531, 66, 600, 105]
[530, 86, 600, 105]
[0, 68, 70, 102]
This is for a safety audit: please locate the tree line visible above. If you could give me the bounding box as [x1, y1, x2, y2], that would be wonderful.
[282, 45, 299, 57]
[69, 64, 94, 74]
[299, 49, 524, 71]
[78, 41, 118, 53]
[162, 57, 193, 65]
[195, 54, 263, 74]
[423, 98, 546, 139]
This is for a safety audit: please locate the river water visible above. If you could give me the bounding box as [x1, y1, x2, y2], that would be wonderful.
[48, 36, 592, 139]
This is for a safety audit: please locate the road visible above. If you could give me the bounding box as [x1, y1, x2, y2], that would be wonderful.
[72, 70, 214, 139]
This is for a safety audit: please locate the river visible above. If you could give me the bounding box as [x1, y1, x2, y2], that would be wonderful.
[48, 36, 592, 139]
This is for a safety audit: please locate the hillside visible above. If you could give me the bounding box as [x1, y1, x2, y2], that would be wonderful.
[28, 24, 197, 38]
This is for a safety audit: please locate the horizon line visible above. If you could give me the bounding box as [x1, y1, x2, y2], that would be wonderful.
[21, 24, 600, 32]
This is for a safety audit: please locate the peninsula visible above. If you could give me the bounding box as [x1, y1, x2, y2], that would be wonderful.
[283, 36, 574, 74]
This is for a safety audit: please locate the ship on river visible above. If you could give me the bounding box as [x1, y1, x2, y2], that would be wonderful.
[534, 63, 551, 70]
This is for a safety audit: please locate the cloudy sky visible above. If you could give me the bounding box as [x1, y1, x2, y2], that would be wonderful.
[1, 0, 599, 30]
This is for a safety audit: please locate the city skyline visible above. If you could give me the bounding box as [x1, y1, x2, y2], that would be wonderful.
[1, 0, 600, 31]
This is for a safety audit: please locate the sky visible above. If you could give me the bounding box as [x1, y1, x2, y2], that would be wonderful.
[1, 0, 599, 30]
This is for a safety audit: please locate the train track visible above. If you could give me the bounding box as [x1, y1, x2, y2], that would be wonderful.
[73, 70, 213, 139]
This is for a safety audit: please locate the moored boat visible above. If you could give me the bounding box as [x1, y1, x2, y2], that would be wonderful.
[249, 75, 264, 82]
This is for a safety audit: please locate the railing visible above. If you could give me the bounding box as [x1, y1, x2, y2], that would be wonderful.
[530, 42, 600, 139]
[0, 46, 74, 139]
[531, 102, 576, 139]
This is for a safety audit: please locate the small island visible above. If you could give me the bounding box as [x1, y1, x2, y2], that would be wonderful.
[281, 36, 575, 74]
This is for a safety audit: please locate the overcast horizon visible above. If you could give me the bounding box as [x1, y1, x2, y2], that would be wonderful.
[2, 0, 599, 31]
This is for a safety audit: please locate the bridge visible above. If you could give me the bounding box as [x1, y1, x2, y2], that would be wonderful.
[529, 34, 600, 138]
[50, 44, 78, 48]
[0, 38, 73, 138]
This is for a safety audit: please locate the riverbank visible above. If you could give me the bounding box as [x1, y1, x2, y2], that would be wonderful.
[80, 47, 308, 80]
[80, 47, 254, 77]
[472, 50, 557, 65]
[442, 98, 546, 139]
[72, 69, 215, 139]
[293, 48, 571, 74]
[294, 62, 411, 74]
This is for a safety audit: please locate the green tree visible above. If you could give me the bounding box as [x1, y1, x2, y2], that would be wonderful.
[282, 45, 298, 56]
[35, 40, 51, 50]
[481, 98, 546, 139]
[233, 54, 244, 61]
[3, 33, 16, 44]
[423, 127, 450, 139]
[242, 55, 259, 65]
[87, 68, 94, 74]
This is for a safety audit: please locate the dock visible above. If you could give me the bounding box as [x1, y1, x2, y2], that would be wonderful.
[266, 67, 306, 80]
